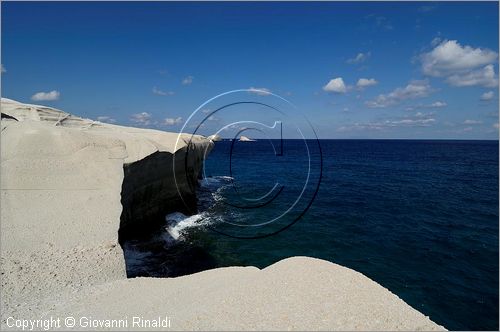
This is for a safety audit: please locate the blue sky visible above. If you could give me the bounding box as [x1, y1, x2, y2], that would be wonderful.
[2, 1, 499, 139]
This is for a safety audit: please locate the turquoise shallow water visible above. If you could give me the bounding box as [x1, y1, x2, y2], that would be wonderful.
[124, 139, 499, 331]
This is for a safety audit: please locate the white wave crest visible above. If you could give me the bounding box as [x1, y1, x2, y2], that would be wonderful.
[164, 176, 233, 242]
[165, 212, 210, 240]
[199, 175, 234, 188]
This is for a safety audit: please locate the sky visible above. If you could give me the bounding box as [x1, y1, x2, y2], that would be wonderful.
[1, 1, 499, 139]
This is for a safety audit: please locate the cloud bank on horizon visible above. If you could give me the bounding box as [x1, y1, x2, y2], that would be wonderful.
[1, 2, 498, 139]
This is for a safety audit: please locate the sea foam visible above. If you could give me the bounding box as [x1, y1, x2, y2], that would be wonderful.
[164, 176, 234, 241]
[165, 212, 209, 240]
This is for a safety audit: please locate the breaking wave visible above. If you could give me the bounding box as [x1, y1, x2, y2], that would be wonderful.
[165, 212, 209, 240]
[163, 176, 234, 242]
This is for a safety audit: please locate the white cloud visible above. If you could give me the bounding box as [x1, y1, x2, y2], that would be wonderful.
[356, 78, 378, 88]
[347, 52, 371, 64]
[248, 87, 272, 95]
[1, 64, 5, 74]
[414, 111, 432, 118]
[163, 117, 183, 126]
[420, 39, 499, 88]
[480, 91, 495, 101]
[97, 116, 116, 123]
[152, 87, 174, 96]
[323, 78, 347, 93]
[365, 80, 432, 108]
[421, 40, 498, 77]
[429, 101, 447, 108]
[446, 65, 498, 88]
[493, 123, 499, 129]
[31, 90, 60, 101]
[390, 118, 436, 125]
[406, 101, 446, 111]
[338, 114, 436, 132]
[130, 112, 152, 126]
[182, 76, 194, 85]
[463, 119, 482, 125]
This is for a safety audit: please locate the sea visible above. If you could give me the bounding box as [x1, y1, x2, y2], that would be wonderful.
[122, 139, 499, 331]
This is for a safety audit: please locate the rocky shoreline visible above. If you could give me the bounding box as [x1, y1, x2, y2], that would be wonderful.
[0, 98, 444, 330]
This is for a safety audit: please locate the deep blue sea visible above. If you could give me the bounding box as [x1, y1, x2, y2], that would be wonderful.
[124, 139, 499, 331]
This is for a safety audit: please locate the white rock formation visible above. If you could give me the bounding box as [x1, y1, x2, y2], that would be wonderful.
[239, 135, 256, 142]
[0, 98, 212, 323]
[207, 134, 222, 142]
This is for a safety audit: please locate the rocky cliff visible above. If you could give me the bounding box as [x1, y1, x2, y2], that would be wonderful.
[0, 98, 213, 321]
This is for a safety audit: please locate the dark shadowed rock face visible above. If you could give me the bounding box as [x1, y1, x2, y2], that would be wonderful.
[119, 142, 212, 241]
